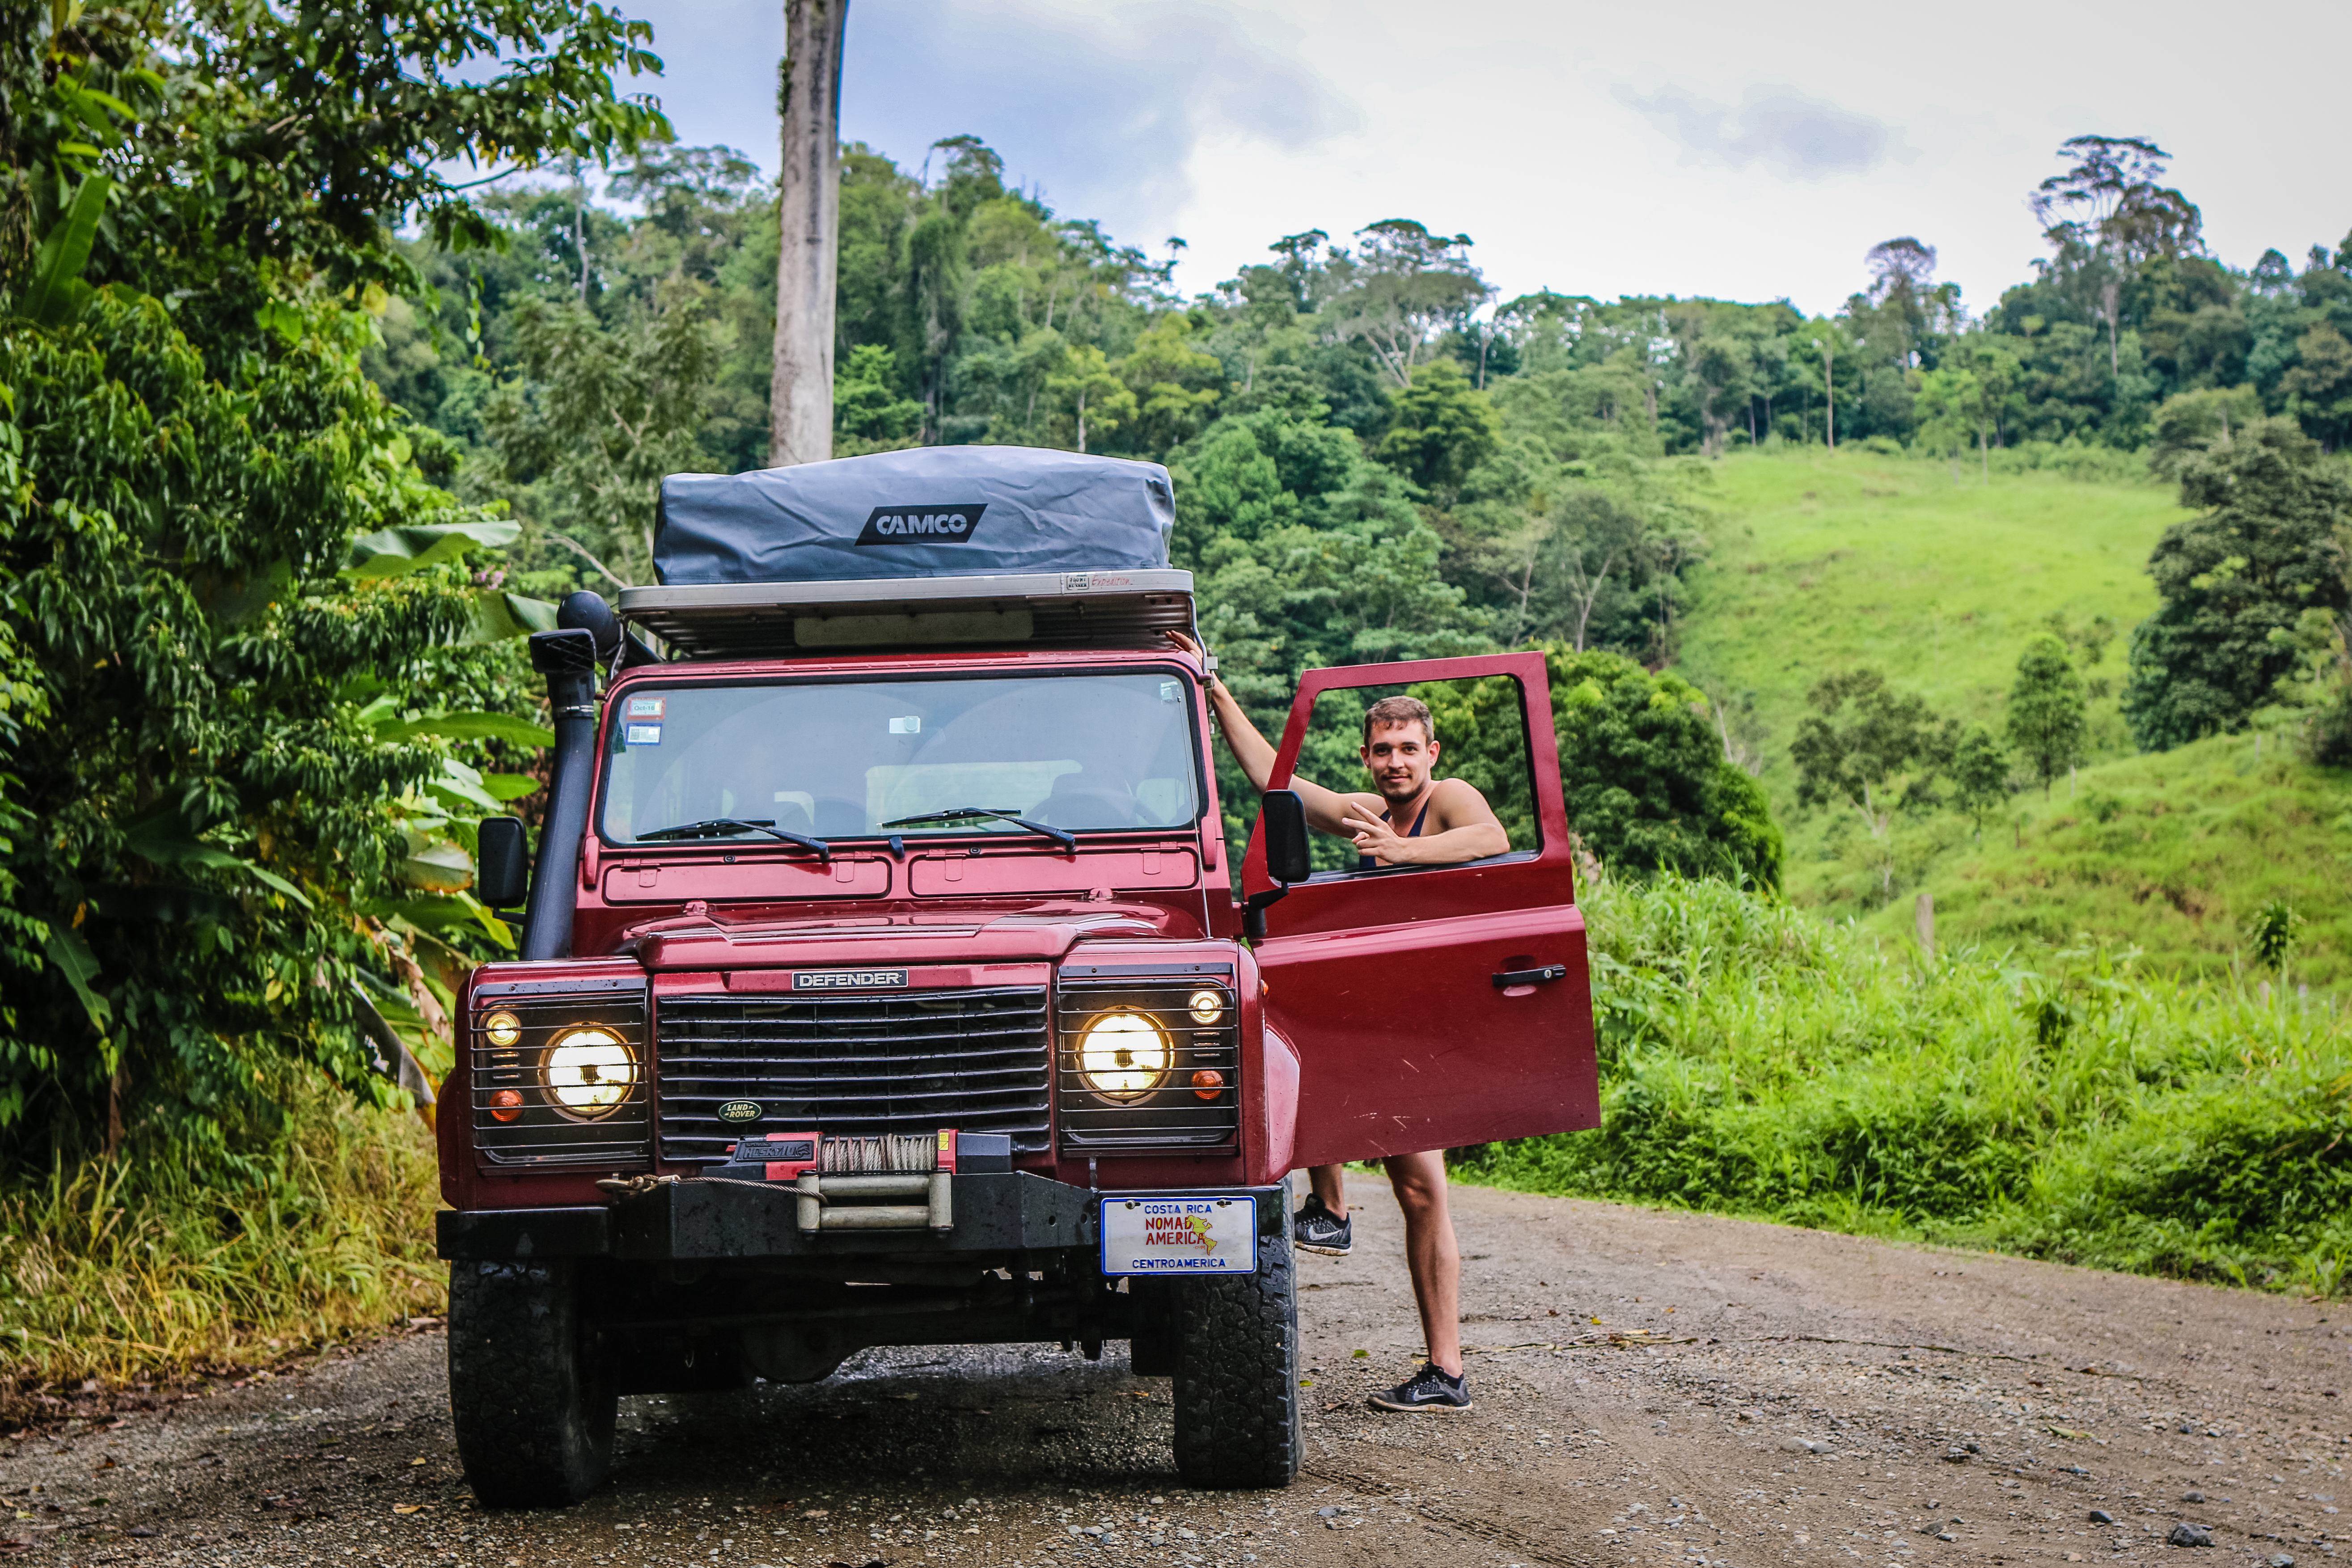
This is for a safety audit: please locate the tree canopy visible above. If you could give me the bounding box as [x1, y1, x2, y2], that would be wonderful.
[2122, 418, 2352, 750]
[0, 0, 659, 1174]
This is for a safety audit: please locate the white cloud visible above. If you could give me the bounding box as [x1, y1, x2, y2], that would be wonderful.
[603, 0, 2352, 320]
[1615, 83, 1903, 179]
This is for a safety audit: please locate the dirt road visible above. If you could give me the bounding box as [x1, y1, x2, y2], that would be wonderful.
[4, 1179, 2345, 1568]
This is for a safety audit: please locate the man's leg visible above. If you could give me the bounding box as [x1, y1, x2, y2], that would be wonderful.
[1293, 1164, 1353, 1256]
[1381, 1150, 1462, 1377]
[1309, 1164, 1346, 1219]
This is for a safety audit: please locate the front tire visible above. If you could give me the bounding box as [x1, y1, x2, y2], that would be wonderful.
[448, 1259, 617, 1507]
[1171, 1232, 1302, 1489]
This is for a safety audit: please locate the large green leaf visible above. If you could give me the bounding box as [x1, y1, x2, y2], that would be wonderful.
[119, 802, 315, 908]
[343, 519, 521, 581]
[367, 891, 515, 950]
[425, 757, 508, 815]
[399, 831, 474, 893]
[42, 922, 110, 1035]
[373, 710, 554, 748]
[21, 173, 111, 328]
[466, 589, 561, 642]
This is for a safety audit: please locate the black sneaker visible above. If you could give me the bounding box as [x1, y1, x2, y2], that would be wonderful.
[1292, 1194, 1352, 1256]
[1368, 1363, 1472, 1413]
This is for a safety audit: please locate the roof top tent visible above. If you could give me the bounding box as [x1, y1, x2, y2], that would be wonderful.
[619, 446, 1195, 658]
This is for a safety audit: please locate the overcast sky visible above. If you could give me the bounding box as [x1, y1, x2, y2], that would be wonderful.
[606, 0, 2348, 320]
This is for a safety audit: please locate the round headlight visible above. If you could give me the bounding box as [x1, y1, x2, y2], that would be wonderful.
[1187, 989, 1225, 1025]
[542, 1027, 637, 1119]
[1077, 1012, 1170, 1101]
[482, 1009, 523, 1048]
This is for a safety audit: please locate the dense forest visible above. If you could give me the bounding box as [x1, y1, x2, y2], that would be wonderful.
[379, 131, 2352, 605]
[364, 126, 2352, 874]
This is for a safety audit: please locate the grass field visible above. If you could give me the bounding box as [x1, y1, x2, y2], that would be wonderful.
[1675, 447, 2183, 767]
[1672, 448, 2351, 988]
[1845, 734, 2352, 990]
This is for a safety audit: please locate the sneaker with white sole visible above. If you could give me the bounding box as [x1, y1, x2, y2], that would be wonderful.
[1291, 1194, 1352, 1256]
[1368, 1362, 1472, 1412]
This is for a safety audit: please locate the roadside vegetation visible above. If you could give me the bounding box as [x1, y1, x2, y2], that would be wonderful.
[1458, 871, 2352, 1295]
[0, 1091, 439, 1412]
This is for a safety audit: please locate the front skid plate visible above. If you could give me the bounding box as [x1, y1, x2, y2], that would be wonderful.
[438, 1176, 1286, 1262]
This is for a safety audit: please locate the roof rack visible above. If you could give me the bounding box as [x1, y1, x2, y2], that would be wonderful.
[615, 569, 1195, 659]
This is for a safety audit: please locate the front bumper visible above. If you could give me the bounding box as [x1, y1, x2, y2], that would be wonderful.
[436, 1175, 1287, 1262]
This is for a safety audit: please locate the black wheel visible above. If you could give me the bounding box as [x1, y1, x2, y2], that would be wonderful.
[448, 1259, 617, 1507]
[1171, 1231, 1302, 1489]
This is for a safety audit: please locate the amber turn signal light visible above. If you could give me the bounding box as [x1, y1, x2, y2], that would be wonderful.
[490, 1088, 524, 1123]
[1190, 1069, 1225, 1101]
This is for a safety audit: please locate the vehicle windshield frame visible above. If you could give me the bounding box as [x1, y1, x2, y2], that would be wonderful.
[590, 661, 1212, 851]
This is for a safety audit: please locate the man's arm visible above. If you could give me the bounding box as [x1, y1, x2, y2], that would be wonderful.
[1168, 632, 1372, 837]
[1340, 780, 1509, 866]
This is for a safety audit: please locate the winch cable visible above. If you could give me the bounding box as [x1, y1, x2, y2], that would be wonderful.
[594, 1173, 821, 1202]
[594, 1133, 948, 1202]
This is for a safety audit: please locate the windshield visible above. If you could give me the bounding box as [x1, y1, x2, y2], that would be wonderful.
[599, 670, 1203, 845]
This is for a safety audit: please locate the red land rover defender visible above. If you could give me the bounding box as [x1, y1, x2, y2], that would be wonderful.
[437, 447, 1597, 1505]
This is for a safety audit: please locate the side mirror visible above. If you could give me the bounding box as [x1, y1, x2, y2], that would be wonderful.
[1244, 789, 1311, 942]
[1260, 789, 1311, 885]
[477, 816, 530, 910]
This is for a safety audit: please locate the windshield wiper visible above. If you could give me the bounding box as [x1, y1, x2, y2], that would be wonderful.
[879, 807, 1078, 853]
[634, 817, 831, 862]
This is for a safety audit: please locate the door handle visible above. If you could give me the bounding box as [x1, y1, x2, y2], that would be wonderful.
[1491, 964, 1568, 989]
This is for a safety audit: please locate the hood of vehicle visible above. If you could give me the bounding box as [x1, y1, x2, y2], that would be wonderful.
[622, 904, 1174, 970]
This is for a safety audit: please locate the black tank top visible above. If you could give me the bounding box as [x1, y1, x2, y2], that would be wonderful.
[1358, 799, 1430, 871]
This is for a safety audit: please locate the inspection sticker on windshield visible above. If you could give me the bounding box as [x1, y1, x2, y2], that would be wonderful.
[624, 723, 661, 745]
[1100, 1196, 1256, 1276]
[624, 696, 665, 718]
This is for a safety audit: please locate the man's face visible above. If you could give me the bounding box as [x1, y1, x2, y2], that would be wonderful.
[1360, 720, 1438, 807]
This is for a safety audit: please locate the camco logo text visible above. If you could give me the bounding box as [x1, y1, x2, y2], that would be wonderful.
[856, 503, 987, 546]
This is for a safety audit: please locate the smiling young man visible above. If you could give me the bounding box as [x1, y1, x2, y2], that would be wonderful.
[1168, 632, 1505, 1413]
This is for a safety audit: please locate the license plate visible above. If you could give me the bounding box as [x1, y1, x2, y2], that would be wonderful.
[1099, 1195, 1258, 1276]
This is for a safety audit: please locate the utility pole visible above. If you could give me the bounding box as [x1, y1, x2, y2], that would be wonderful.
[770, 0, 848, 468]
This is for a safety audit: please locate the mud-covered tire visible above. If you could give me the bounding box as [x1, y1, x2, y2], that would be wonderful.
[1171, 1232, 1302, 1489]
[448, 1260, 617, 1507]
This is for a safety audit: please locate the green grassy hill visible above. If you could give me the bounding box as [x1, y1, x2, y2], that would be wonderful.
[1671, 448, 2352, 989]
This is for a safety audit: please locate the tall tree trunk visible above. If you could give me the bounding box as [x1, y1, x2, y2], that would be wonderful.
[1824, 347, 1835, 450]
[770, 0, 849, 468]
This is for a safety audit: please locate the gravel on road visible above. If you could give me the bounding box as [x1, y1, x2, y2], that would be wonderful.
[3, 1179, 2345, 1568]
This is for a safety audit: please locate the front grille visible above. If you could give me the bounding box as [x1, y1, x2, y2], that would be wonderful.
[656, 986, 1052, 1165]
[1057, 978, 1240, 1153]
[470, 991, 652, 1169]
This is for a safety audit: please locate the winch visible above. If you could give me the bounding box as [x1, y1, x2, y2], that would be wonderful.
[715, 1128, 1013, 1234]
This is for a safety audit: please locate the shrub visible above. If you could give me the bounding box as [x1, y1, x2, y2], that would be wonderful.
[1458, 871, 2352, 1291]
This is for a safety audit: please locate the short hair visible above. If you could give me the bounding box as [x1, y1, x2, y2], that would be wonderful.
[1362, 694, 1434, 747]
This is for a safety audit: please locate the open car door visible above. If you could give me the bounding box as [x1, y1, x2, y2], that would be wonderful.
[1242, 651, 1598, 1168]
